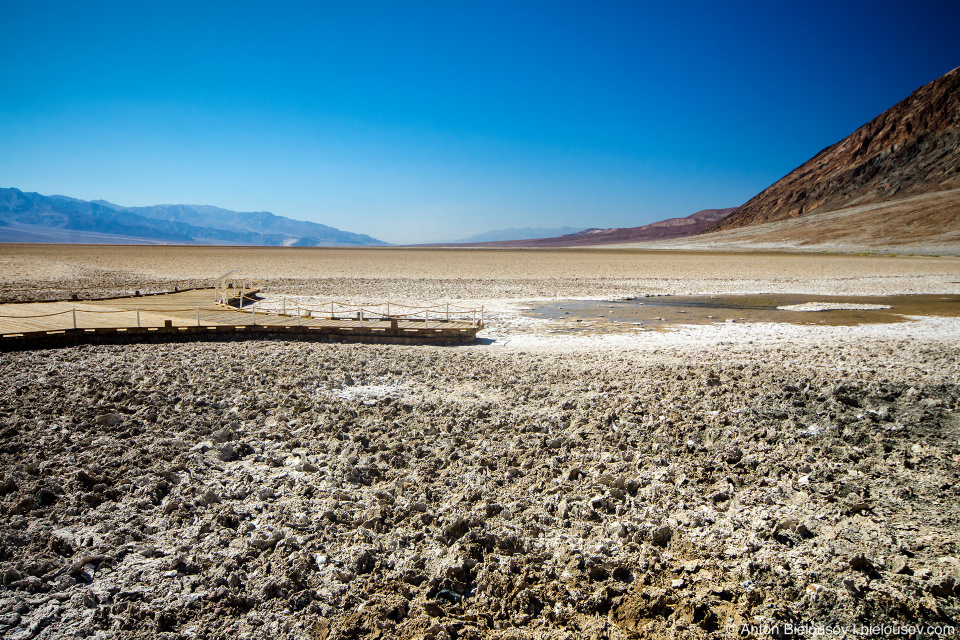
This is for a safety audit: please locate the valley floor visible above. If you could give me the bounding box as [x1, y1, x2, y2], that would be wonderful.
[1, 247, 959, 638]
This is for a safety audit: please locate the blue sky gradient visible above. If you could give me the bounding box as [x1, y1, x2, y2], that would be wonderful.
[1, 0, 958, 243]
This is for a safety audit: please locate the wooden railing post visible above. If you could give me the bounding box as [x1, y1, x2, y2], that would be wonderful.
[72, 308, 77, 329]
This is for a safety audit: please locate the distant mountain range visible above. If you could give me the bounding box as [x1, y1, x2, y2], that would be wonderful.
[452, 226, 584, 243]
[432, 208, 735, 247]
[0, 188, 388, 246]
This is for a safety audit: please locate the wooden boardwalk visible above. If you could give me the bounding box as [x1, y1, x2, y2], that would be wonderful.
[0, 289, 483, 350]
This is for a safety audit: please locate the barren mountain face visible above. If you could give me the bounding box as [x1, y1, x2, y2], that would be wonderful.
[710, 66, 960, 232]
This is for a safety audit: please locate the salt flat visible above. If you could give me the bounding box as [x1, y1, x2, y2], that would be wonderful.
[1, 245, 959, 303]
[1, 245, 959, 638]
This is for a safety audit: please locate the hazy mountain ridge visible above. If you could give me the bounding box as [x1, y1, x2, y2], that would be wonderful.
[0, 189, 199, 243]
[0, 188, 388, 246]
[453, 226, 585, 243]
[709, 66, 960, 233]
[432, 208, 736, 247]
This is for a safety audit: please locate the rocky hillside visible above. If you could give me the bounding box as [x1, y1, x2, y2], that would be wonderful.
[710, 66, 960, 232]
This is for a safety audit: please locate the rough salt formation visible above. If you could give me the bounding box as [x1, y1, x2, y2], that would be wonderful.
[1, 334, 959, 639]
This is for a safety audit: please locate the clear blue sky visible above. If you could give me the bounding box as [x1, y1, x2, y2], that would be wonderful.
[1, 1, 958, 244]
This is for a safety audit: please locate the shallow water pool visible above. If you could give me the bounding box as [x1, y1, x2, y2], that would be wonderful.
[524, 294, 960, 328]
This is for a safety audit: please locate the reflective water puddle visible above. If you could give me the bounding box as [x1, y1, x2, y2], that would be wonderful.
[524, 294, 960, 329]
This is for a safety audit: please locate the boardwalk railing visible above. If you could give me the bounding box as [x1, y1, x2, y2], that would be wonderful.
[233, 292, 484, 327]
[0, 306, 218, 331]
[0, 286, 485, 348]
[215, 279, 261, 305]
[0, 302, 484, 334]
